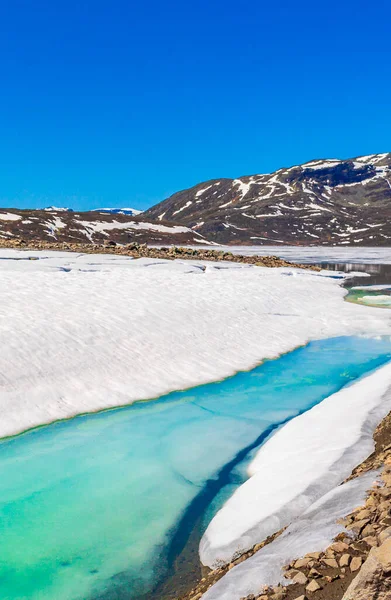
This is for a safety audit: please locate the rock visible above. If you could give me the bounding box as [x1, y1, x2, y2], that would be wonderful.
[324, 573, 340, 582]
[293, 596, 307, 600]
[363, 536, 378, 547]
[330, 541, 349, 553]
[321, 557, 339, 568]
[378, 526, 391, 544]
[361, 524, 376, 538]
[294, 558, 311, 569]
[346, 518, 370, 534]
[308, 568, 321, 578]
[284, 568, 299, 579]
[350, 556, 363, 572]
[305, 551, 321, 560]
[292, 572, 308, 585]
[355, 509, 372, 520]
[306, 579, 322, 592]
[342, 539, 391, 599]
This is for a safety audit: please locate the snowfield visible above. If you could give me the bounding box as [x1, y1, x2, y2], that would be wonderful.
[0, 248, 390, 440]
[200, 361, 391, 567]
[201, 471, 380, 600]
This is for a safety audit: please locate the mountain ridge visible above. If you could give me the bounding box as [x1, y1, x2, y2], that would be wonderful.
[145, 152, 391, 245]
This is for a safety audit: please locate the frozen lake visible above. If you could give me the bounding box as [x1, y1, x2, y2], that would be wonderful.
[1, 335, 391, 600]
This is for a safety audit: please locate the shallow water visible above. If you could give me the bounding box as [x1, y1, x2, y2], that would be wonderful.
[1, 336, 391, 600]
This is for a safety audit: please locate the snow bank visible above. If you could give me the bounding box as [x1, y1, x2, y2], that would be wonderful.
[200, 362, 391, 567]
[201, 471, 380, 600]
[0, 249, 390, 439]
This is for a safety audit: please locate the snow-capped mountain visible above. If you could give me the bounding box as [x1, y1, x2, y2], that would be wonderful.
[92, 207, 143, 216]
[0, 209, 206, 245]
[145, 153, 391, 245]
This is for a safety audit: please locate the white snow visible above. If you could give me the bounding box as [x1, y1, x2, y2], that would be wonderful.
[355, 153, 389, 164]
[195, 184, 214, 198]
[44, 217, 67, 238]
[303, 160, 341, 170]
[0, 248, 391, 440]
[200, 361, 391, 567]
[0, 212, 21, 221]
[78, 220, 191, 235]
[43, 206, 72, 212]
[173, 200, 192, 215]
[201, 471, 380, 600]
[233, 179, 252, 199]
[92, 207, 143, 215]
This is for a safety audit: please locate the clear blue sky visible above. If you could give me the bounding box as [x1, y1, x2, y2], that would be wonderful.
[0, 0, 390, 211]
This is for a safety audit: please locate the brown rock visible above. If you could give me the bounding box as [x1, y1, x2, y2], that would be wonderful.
[346, 518, 370, 534]
[340, 554, 351, 567]
[306, 579, 322, 592]
[350, 556, 363, 572]
[293, 597, 307, 600]
[330, 541, 349, 553]
[361, 524, 376, 538]
[305, 551, 321, 560]
[292, 572, 308, 585]
[362, 536, 378, 547]
[284, 569, 299, 580]
[342, 539, 391, 599]
[378, 526, 391, 544]
[355, 509, 372, 520]
[308, 568, 321, 578]
[321, 557, 339, 569]
[294, 558, 311, 569]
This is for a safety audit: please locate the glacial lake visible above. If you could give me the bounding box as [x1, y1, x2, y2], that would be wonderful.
[1, 335, 391, 600]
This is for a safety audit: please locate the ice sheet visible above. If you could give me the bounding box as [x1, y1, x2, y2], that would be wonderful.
[1, 249, 391, 439]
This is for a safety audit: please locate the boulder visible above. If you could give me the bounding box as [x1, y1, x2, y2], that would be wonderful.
[342, 539, 391, 599]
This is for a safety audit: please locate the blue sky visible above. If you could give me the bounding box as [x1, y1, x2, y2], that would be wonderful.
[0, 0, 390, 211]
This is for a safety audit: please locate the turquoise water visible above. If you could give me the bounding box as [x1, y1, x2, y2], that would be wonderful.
[346, 286, 391, 308]
[2, 336, 391, 600]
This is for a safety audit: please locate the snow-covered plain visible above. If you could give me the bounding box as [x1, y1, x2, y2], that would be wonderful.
[200, 360, 391, 567]
[0, 248, 391, 440]
[202, 471, 380, 600]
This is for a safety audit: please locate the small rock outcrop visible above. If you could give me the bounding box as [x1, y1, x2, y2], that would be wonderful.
[342, 538, 391, 599]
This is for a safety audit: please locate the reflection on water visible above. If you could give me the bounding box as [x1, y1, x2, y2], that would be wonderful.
[313, 262, 391, 308]
[314, 262, 391, 288]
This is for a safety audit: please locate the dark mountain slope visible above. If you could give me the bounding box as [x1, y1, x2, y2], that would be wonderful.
[145, 153, 391, 245]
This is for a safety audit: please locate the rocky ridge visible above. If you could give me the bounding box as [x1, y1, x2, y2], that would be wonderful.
[145, 153, 391, 246]
[0, 238, 319, 271]
[176, 411, 391, 600]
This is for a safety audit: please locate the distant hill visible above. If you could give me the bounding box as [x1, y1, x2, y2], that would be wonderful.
[145, 153, 391, 245]
[92, 207, 143, 216]
[0, 208, 207, 246]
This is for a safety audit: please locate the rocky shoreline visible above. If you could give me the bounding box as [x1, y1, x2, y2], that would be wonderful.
[0, 238, 319, 271]
[176, 411, 391, 600]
